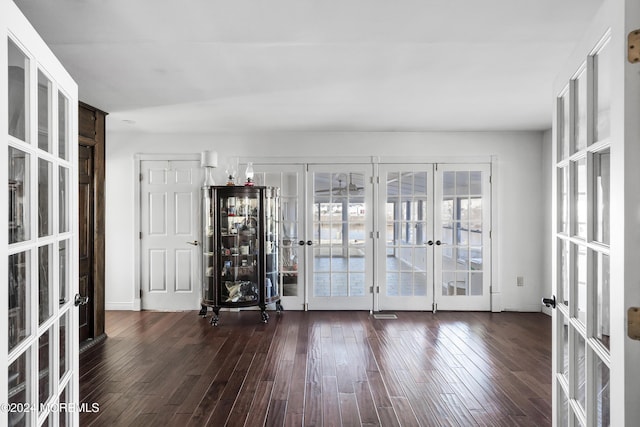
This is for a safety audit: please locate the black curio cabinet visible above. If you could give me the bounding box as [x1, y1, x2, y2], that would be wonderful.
[199, 185, 282, 325]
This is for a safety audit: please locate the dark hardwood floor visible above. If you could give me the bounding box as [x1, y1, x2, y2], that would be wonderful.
[79, 310, 551, 426]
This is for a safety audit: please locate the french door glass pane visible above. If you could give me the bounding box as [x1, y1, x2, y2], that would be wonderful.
[574, 70, 587, 152]
[37, 70, 52, 152]
[440, 170, 483, 297]
[59, 385, 68, 426]
[560, 385, 569, 426]
[558, 92, 570, 161]
[59, 166, 70, 233]
[39, 327, 53, 405]
[59, 240, 69, 305]
[38, 244, 53, 325]
[9, 251, 30, 352]
[596, 253, 610, 350]
[9, 146, 30, 244]
[559, 238, 569, 306]
[560, 316, 569, 379]
[575, 331, 586, 410]
[8, 348, 31, 426]
[594, 149, 610, 244]
[8, 39, 29, 142]
[573, 158, 587, 238]
[594, 42, 611, 142]
[38, 158, 53, 237]
[559, 166, 569, 234]
[60, 311, 69, 379]
[575, 244, 587, 324]
[58, 92, 69, 160]
[594, 355, 610, 426]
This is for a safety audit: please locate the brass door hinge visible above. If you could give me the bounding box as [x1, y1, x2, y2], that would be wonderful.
[629, 30, 640, 63]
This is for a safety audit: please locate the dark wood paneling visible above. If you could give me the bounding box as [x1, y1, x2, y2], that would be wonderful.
[79, 311, 552, 426]
[78, 102, 107, 346]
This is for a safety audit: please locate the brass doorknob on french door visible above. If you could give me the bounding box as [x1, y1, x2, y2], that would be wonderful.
[186, 240, 199, 246]
[74, 294, 89, 307]
[542, 296, 557, 309]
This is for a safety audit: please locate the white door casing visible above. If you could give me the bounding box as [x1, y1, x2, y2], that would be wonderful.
[2, 1, 79, 425]
[139, 158, 203, 311]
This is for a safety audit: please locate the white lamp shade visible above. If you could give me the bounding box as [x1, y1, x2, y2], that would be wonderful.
[201, 150, 218, 168]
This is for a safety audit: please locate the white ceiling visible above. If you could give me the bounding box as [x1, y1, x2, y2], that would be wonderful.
[15, 0, 603, 134]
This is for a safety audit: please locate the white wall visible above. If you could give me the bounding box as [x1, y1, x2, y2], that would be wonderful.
[105, 130, 545, 312]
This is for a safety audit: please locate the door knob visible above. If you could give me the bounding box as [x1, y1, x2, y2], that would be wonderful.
[74, 294, 89, 307]
[435, 240, 442, 246]
[186, 240, 199, 246]
[427, 240, 434, 246]
[542, 296, 557, 309]
[299, 240, 306, 246]
[307, 240, 313, 246]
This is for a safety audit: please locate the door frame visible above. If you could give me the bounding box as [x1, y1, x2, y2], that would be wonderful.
[133, 153, 201, 311]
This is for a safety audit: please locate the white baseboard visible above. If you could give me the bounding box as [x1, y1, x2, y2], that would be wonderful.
[106, 302, 137, 311]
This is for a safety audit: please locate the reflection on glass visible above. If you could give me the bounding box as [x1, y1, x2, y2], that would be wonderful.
[60, 311, 68, 379]
[595, 356, 610, 426]
[59, 240, 69, 304]
[560, 318, 569, 379]
[443, 172, 455, 196]
[574, 158, 587, 238]
[9, 147, 30, 244]
[596, 254, 610, 350]
[38, 159, 53, 237]
[8, 349, 31, 426]
[58, 92, 69, 160]
[38, 70, 52, 152]
[576, 331, 586, 410]
[9, 251, 30, 352]
[559, 166, 569, 234]
[575, 245, 587, 324]
[39, 328, 53, 405]
[594, 149, 610, 244]
[8, 39, 29, 141]
[38, 244, 52, 324]
[558, 92, 570, 160]
[59, 166, 69, 233]
[560, 384, 569, 427]
[574, 70, 587, 152]
[595, 42, 611, 142]
[59, 386, 68, 427]
[559, 238, 569, 306]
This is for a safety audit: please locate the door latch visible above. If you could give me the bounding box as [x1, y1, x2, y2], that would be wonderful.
[75, 294, 89, 307]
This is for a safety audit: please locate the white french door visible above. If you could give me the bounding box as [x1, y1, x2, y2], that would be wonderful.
[139, 158, 203, 311]
[377, 164, 491, 312]
[306, 164, 374, 310]
[251, 164, 306, 311]
[2, 1, 79, 425]
[552, 28, 612, 427]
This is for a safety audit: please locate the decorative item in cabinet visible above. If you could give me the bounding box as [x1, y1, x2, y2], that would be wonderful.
[199, 185, 282, 325]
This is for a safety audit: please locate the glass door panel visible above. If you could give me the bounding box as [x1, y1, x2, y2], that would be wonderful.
[307, 165, 373, 310]
[435, 165, 491, 311]
[252, 164, 305, 310]
[377, 165, 434, 311]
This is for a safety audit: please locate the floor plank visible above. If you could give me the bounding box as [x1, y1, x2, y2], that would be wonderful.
[80, 311, 551, 426]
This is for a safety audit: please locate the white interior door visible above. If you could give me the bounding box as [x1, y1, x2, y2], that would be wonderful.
[251, 164, 306, 311]
[553, 29, 612, 427]
[377, 164, 434, 311]
[307, 164, 374, 310]
[140, 159, 203, 310]
[3, 1, 79, 425]
[434, 164, 491, 311]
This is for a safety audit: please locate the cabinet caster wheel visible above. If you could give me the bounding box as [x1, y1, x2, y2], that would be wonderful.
[210, 316, 219, 326]
[276, 302, 284, 313]
[198, 306, 208, 317]
[261, 311, 269, 323]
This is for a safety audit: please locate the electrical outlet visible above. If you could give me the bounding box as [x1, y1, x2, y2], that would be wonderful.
[517, 276, 524, 287]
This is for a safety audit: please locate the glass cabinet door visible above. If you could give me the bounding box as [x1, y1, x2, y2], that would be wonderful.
[219, 192, 260, 304]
